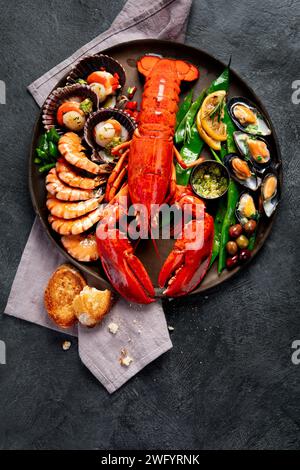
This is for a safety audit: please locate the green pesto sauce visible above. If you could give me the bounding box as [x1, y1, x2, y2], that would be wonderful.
[193, 164, 228, 199]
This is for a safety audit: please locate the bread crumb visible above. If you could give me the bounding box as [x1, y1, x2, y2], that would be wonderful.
[108, 322, 119, 334]
[119, 348, 133, 367]
[168, 325, 174, 331]
[62, 341, 71, 351]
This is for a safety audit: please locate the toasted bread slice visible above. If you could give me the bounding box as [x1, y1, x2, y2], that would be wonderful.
[72, 286, 112, 327]
[44, 264, 87, 328]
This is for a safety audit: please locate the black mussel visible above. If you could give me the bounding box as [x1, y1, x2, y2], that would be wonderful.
[224, 153, 260, 191]
[236, 192, 258, 225]
[228, 97, 271, 136]
[234, 131, 271, 174]
[261, 171, 280, 217]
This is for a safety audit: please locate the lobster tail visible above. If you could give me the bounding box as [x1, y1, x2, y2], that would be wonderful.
[137, 55, 199, 82]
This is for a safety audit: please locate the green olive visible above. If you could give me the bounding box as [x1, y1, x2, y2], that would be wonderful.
[226, 241, 238, 256]
[236, 234, 249, 249]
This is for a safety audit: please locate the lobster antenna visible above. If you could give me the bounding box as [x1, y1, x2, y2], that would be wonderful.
[151, 235, 161, 260]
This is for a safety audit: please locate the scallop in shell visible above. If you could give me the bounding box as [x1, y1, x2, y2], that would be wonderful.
[84, 108, 136, 162]
[67, 54, 126, 105]
[42, 84, 98, 135]
[228, 97, 271, 136]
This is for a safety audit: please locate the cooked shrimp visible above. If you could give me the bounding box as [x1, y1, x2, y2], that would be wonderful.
[46, 168, 103, 201]
[47, 196, 102, 219]
[61, 233, 99, 262]
[56, 159, 107, 189]
[48, 207, 103, 235]
[58, 132, 102, 175]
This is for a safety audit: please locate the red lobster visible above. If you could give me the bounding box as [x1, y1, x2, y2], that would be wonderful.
[96, 55, 214, 303]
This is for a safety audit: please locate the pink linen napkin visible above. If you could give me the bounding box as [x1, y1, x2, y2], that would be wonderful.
[5, 0, 193, 393]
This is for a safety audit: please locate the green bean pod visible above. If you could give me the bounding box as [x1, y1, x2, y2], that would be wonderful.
[210, 197, 227, 267]
[175, 125, 204, 186]
[175, 89, 193, 130]
[218, 179, 240, 273]
[175, 90, 206, 145]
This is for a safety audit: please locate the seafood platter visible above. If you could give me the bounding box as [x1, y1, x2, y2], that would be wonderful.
[30, 39, 282, 304]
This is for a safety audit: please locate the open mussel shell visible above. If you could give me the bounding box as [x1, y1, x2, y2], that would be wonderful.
[233, 131, 271, 175]
[236, 192, 259, 225]
[224, 153, 260, 191]
[261, 171, 280, 217]
[228, 97, 271, 136]
[42, 83, 98, 135]
[66, 54, 126, 93]
[84, 108, 136, 162]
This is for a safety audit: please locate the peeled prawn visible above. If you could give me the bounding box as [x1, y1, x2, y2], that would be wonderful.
[56, 159, 107, 189]
[58, 132, 102, 175]
[61, 233, 99, 262]
[46, 168, 102, 201]
[47, 196, 102, 219]
[48, 207, 103, 235]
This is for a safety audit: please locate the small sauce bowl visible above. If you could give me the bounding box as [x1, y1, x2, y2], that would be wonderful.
[190, 160, 230, 200]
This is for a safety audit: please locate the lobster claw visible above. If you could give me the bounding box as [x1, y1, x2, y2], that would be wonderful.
[96, 228, 155, 304]
[158, 214, 214, 297]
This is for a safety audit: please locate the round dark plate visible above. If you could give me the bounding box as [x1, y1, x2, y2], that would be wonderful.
[29, 39, 282, 297]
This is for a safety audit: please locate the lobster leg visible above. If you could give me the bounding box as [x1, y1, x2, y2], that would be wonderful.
[96, 185, 155, 304]
[173, 146, 206, 169]
[105, 149, 129, 201]
[158, 187, 214, 297]
[111, 140, 131, 156]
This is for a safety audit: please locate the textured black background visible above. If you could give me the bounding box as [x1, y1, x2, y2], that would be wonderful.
[0, 0, 300, 450]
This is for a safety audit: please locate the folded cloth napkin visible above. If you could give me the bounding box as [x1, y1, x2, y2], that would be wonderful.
[5, 0, 193, 393]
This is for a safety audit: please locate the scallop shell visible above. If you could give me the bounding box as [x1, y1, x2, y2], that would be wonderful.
[42, 84, 98, 135]
[84, 108, 137, 163]
[66, 54, 126, 93]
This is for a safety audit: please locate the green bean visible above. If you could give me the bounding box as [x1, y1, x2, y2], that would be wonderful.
[38, 163, 56, 173]
[175, 126, 204, 186]
[175, 89, 193, 130]
[48, 141, 58, 159]
[47, 127, 60, 144]
[210, 197, 227, 267]
[36, 148, 48, 160]
[38, 134, 49, 153]
[218, 179, 240, 273]
[175, 90, 206, 145]
[206, 65, 230, 95]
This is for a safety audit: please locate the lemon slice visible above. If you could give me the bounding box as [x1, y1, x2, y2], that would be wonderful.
[200, 90, 227, 141]
[196, 111, 221, 151]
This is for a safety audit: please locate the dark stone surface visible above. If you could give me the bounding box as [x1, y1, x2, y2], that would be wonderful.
[0, 0, 299, 450]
